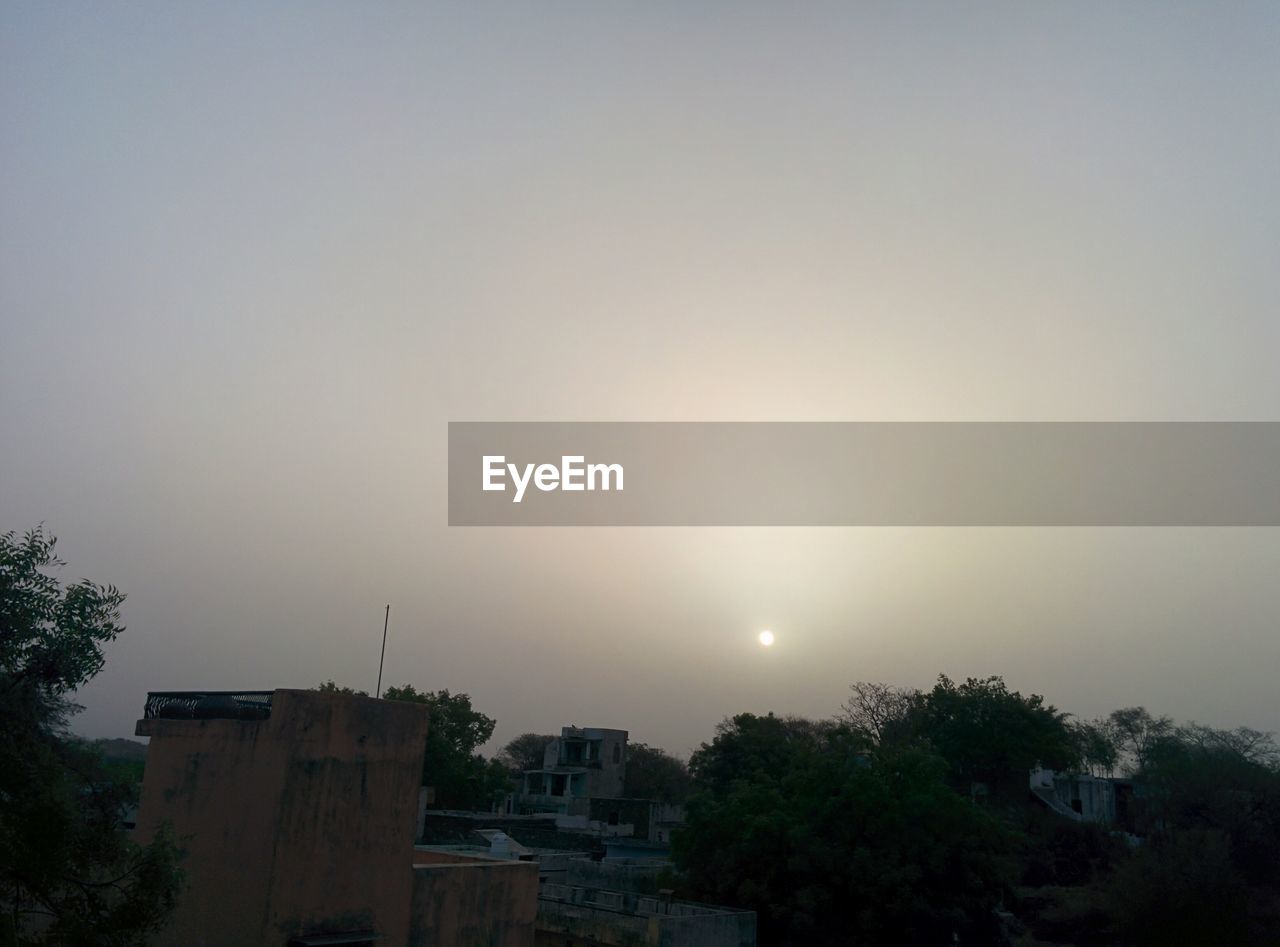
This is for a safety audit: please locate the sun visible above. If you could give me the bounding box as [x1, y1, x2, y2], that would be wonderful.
[758, 630, 775, 647]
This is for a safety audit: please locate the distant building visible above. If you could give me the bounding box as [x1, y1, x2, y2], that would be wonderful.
[536, 881, 756, 947]
[133, 688, 537, 947]
[516, 726, 628, 817]
[414, 815, 755, 945]
[1030, 767, 1136, 827]
[588, 798, 687, 844]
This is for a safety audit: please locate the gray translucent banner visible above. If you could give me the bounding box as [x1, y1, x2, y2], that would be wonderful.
[448, 423, 1280, 526]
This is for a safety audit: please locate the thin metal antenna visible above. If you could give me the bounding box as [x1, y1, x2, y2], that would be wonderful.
[376, 604, 390, 699]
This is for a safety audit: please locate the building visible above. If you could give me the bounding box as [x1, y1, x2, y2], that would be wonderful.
[133, 688, 537, 946]
[516, 727, 628, 817]
[1030, 767, 1135, 827]
[536, 877, 756, 947]
[587, 798, 686, 844]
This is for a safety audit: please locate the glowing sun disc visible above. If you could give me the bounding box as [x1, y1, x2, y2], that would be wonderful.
[758, 630, 775, 647]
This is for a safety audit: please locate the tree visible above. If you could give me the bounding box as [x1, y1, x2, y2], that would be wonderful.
[839, 680, 919, 745]
[686, 713, 841, 798]
[1107, 706, 1174, 775]
[315, 680, 367, 697]
[675, 713, 1014, 945]
[1104, 829, 1251, 947]
[1068, 718, 1119, 777]
[381, 685, 497, 810]
[1133, 725, 1280, 887]
[915, 675, 1077, 797]
[623, 743, 692, 803]
[1, 526, 184, 943]
[1177, 722, 1279, 768]
[495, 732, 555, 774]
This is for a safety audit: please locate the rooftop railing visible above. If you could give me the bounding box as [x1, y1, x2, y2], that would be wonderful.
[143, 690, 274, 721]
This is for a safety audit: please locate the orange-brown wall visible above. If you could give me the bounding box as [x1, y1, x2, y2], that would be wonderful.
[409, 854, 538, 947]
[135, 689, 429, 946]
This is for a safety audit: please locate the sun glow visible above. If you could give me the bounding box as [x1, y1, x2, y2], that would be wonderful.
[758, 630, 775, 647]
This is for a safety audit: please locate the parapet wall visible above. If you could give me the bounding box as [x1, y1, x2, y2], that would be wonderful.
[537, 884, 756, 947]
[135, 689, 430, 945]
[410, 850, 538, 947]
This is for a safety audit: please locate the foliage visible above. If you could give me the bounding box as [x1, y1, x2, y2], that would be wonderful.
[915, 675, 1078, 797]
[1106, 706, 1174, 775]
[315, 679, 368, 696]
[479, 757, 516, 808]
[495, 732, 555, 774]
[1067, 719, 1119, 778]
[1017, 808, 1125, 888]
[1, 527, 184, 944]
[1134, 726, 1280, 886]
[685, 713, 841, 797]
[1018, 707, 1280, 944]
[381, 685, 498, 810]
[624, 742, 692, 803]
[840, 680, 919, 745]
[1103, 829, 1251, 946]
[1177, 722, 1280, 768]
[675, 713, 1015, 946]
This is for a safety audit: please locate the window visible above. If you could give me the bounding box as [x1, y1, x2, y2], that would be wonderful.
[613, 744, 621, 764]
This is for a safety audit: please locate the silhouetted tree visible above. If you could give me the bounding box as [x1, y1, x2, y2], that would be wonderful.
[1177, 722, 1279, 768]
[495, 732, 555, 774]
[1104, 829, 1250, 947]
[623, 743, 692, 803]
[1, 527, 184, 943]
[314, 679, 368, 696]
[675, 713, 1014, 946]
[381, 685, 497, 810]
[839, 680, 919, 744]
[1107, 706, 1174, 775]
[915, 675, 1077, 797]
[1068, 718, 1120, 777]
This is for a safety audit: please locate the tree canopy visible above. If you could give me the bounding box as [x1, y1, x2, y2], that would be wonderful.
[380, 685, 500, 810]
[675, 712, 1014, 945]
[915, 675, 1078, 797]
[623, 742, 692, 803]
[1, 527, 184, 944]
[495, 732, 555, 774]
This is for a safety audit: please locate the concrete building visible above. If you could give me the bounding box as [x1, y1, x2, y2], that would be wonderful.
[413, 821, 757, 946]
[133, 688, 537, 946]
[516, 727, 628, 817]
[536, 882, 756, 947]
[587, 798, 686, 844]
[1030, 767, 1135, 827]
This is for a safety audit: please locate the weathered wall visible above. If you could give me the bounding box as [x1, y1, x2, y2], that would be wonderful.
[135, 689, 430, 946]
[134, 715, 283, 944]
[536, 886, 756, 947]
[587, 730, 628, 799]
[588, 797, 650, 838]
[654, 912, 756, 947]
[565, 859, 664, 895]
[263, 691, 430, 943]
[409, 851, 538, 947]
[1050, 773, 1117, 823]
[536, 896, 651, 947]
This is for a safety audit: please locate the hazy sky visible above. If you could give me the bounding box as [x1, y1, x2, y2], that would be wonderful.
[3, 3, 1279, 756]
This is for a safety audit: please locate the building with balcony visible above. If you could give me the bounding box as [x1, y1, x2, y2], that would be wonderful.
[516, 726, 627, 817]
